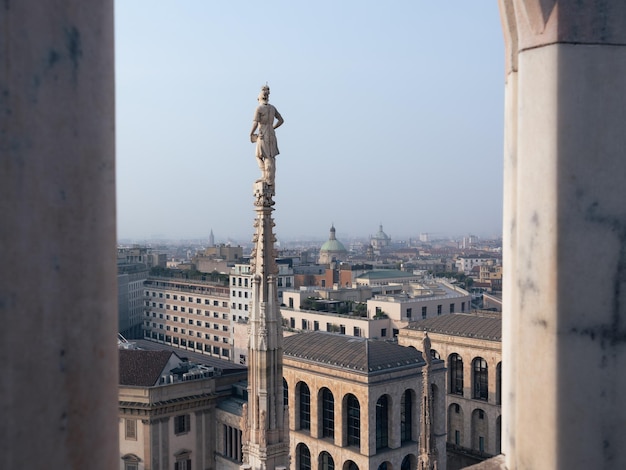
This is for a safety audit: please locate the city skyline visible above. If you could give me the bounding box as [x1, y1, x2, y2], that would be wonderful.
[116, 2, 505, 241]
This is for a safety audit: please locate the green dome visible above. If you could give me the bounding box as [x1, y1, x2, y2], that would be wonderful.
[320, 225, 347, 254]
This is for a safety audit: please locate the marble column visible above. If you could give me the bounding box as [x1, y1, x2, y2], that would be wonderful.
[499, 1, 626, 468]
[0, 1, 117, 469]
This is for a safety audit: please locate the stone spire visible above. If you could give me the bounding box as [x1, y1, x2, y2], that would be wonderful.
[418, 333, 438, 470]
[242, 180, 289, 468]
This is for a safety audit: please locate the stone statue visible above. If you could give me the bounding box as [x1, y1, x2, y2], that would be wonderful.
[241, 403, 249, 442]
[250, 85, 284, 186]
[423, 332, 432, 366]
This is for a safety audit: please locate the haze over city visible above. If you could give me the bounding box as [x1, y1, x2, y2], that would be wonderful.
[115, 2, 504, 242]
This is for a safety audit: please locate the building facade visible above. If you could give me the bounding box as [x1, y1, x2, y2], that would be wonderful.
[283, 331, 447, 470]
[398, 312, 502, 469]
[142, 277, 233, 360]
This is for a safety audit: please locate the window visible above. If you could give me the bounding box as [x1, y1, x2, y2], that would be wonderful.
[181, 307, 185, 313]
[319, 451, 334, 470]
[381, 328, 387, 337]
[461, 301, 466, 312]
[437, 304, 442, 315]
[297, 443, 311, 470]
[283, 378, 288, 407]
[455, 430, 461, 445]
[450, 353, 464, 395]
[376, 395, 389, 450]
[353, 326, 360, 337]
[222, 424, 242, 462]
[422, 306, 427, 319]
[174, 451, 191, 470]
[180, 296, 185, 301]
[125, 418, 137, 440]
[299, 382, 311, 431]
[479, 436, 485, 453]
[406, 307, 412, 318]
[174, 414, 190, 434]
[473, 357, 488, 400]
[346, 393, 360, 447]
[450, 303, 455, 313]
[122, 455, 140, 470]
[321, 387, 334, 439]
[401, 390, 413, 442]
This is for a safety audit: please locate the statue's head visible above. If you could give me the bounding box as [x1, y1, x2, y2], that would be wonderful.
[258, 85, 270, 104]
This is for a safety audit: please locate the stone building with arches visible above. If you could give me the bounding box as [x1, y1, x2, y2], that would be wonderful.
[283, 331, 447, 470]
[398, 312, 501, 469]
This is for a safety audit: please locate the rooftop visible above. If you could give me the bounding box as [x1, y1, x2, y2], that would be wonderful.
[284, 331, 426, 374]
[405, 312, 501, 341]
[119, 350, 177, 386]
[131, 339, 247, 375]
[356, 269, 418, 280]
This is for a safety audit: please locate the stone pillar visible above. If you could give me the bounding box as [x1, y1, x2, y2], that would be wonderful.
[499, 1, 626, 468]
[0, 1, 117, 469]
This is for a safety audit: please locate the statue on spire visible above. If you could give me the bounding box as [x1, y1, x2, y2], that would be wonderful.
[250, 85, 284, 187]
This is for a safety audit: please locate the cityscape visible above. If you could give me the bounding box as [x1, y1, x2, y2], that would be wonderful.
[4, 2, 625, 470]
[117, 226, 503, 470]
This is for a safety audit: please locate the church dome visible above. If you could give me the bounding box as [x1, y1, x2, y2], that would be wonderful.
[319, 225, 347, 263]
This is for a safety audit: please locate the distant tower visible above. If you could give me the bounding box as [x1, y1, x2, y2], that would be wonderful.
[243, 179, 290, 469]
[418, 333, 439, 470]
[208, 229, 215, 247]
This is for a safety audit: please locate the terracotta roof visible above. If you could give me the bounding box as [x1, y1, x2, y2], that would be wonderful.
[119, 349, 177, 386]
[405, 313, 501, 341]
[284, 331, 425, 374]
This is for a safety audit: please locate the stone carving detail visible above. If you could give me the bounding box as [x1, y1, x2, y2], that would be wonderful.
[250, 85, 284, 187]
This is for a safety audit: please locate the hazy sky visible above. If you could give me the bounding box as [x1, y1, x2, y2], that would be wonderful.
[116, 2, 505, 243]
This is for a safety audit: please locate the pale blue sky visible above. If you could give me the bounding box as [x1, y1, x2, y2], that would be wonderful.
[116, 1, 504, 243]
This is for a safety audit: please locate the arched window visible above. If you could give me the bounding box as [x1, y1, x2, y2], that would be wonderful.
[449, 353, 464, 395]
[473, 357, 488, 400]
[376, 395, 389, 450]
[400, 389, 413, 442]
[283, 378, 289, 407]
[401, 455, 416, 470]
[297, 443, 311, 470]
[430, 349, 440, 360]
[299, 382, 311, 430]
[344, 461, 359, 470]
[377, 463, 389, 470]
[321, 387, 334, 438]
[319, 451, 335, 470]
[346, 393, 360, 447]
